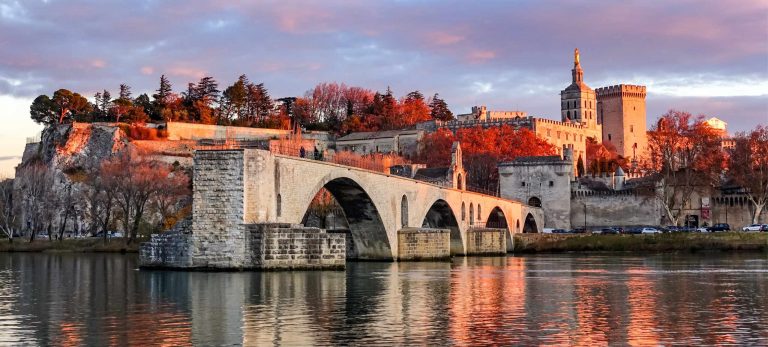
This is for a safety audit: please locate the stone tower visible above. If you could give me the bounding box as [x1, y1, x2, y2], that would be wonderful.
[560, 48, 598, 131]
[595, 84, 648, 163]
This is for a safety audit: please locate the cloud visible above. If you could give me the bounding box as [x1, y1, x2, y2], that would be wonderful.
[0, 0, 763, 134]
[0, 156, 21, 162]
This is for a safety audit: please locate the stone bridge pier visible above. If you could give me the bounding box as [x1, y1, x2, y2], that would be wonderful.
[141, 149, 543, 269]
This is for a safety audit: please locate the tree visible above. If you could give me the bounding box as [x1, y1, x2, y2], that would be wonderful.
[398, 90, 431, 127]
[118, 84, 132, 101]
[152, 75, 172, 105]
[30, 90, 92, 125]
[16, 163, 54, 242]
[103, 150, 189, 243]
[220, 75, 249, 123]
[429, 93, 453, 121]
[646, 110, 724, 225]
[576, 155, 585, 177]
[418, 126, 557, 192]
[728, 125, 768, 224]
[0, 178, 15, 242]
[29, 95, 57, 125]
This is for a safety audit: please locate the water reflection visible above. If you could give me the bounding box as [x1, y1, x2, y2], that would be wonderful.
[0, 253, 767, 345]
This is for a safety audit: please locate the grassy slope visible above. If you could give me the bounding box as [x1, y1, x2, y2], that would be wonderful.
[513, 232, 768, 253]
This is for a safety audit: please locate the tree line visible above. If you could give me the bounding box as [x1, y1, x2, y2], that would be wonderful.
[29, 78, 454, 135]
[3, 150, 190, 244]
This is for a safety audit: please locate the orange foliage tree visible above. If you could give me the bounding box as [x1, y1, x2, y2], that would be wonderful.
[646, 110, 724, 225]
[585, 136, 627, 176]
[727, 125, 768, 224]
[418, 126, 557, 191]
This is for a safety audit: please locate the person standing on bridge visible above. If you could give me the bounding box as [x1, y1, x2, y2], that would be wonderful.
[314, 146, 320, 160]
[300, 146, 305, 158]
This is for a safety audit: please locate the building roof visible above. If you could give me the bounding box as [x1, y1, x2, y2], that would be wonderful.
[562, 81, 593, 92]
[414, 167, 450, 179]
[337, 129, 422, 142]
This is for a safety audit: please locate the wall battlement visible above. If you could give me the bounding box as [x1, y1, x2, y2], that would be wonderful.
[595, 84, 647, 98]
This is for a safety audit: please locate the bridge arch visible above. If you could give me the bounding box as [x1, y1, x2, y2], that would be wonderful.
[523, 213, 538, 233]
[422, 199, 463, 255]
[301, 176, 392, 260]
[486, 206, 513, 252]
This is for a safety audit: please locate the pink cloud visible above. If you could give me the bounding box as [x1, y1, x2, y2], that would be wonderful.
[168, 66, 206, 79]
[90, 59, 106, 68]
[426, 32, 465, 46]
[467, 50, 496, 63]
[140, 66, 154, 75]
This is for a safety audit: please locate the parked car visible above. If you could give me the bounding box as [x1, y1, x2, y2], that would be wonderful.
[552, 229, 568, 234]
[708, 223, 730, 232]
[742, 224, 764, 232]
[625, 227, 643, 234]
[641, 227, 661, 234]
[600, 228, 619, 235]
[572, 227, 587, 234]
[665, 226, 681, 232]
[696, 227, 710, 233]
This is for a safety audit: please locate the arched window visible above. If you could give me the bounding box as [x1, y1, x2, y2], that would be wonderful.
[469, 203, 474, 226]
[401, 195, 408, 227]
[457, 173, 463, 190]
[461, 202, 466, 221]
[477, 205, 481, 221]
[276, 194, 282, 217]
[516, 219, 520, 232]
[528, 197, 542, 207]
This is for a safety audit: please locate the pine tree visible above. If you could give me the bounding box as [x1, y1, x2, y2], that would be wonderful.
[429, 93, 453, 121]
[118, 84, 132, 101]
[153, 75, 172, 107]
[577, 155, 585, 177]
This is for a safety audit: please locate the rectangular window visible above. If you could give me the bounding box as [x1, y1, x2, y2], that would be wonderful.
[557, 131, 561, 139]
[521, 181, 526, 187]
[630, 125, 634, 133]
[549, 181, 554, 187]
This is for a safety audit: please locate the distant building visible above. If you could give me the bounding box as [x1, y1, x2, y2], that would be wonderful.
[391, 141, 467, 190]
[596, 84, 648, 163]
[335, 129, 424, 158]
[705, 117, 728, 137]
[455, 105, 527, 122]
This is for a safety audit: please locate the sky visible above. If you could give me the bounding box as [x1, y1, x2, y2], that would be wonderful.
[1, 0, 767, 175]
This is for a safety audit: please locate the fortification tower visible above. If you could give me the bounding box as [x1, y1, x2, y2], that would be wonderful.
[560, 48, 598, 131]
[595, 84, 648, 163]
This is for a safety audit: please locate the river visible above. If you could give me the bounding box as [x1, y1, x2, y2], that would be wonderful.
[0, 253, 766, 346]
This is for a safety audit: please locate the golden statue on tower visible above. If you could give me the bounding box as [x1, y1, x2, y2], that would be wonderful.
[574, 48, 580, 65]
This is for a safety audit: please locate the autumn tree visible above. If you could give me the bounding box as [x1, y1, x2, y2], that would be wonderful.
[418, 126, 557, 192]
[398, 91, 431, 127]
[102, 150, 190, 243]
[728, 125, 768, 224]
[429, 93, 453, 121]
[646, 110, 724, 225]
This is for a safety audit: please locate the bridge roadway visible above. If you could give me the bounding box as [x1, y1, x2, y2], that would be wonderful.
[191, 149, 543, 261]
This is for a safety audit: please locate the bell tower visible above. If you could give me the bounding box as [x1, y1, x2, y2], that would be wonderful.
[560, 48, 597, 130]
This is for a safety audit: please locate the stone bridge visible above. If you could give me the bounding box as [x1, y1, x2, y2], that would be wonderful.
[141, 149, 543, 269]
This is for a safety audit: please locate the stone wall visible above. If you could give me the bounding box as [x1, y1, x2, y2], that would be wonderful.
[139, 232, 193, 268]
[570, 193, 661, 228]
[465, 228, 506, 255]
[190, 150, 248, 268]
[397, 228, 450, 261]
[246, 224, 345, 269]
[165, 122, 291, 141]
[499, 158, 573, 229]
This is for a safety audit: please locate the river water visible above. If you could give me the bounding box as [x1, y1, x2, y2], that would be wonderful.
[0, 253, 766, 346]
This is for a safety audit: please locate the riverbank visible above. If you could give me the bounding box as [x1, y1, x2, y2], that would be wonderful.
[0, 238, 145, 253]
[513, 232, 768, 253]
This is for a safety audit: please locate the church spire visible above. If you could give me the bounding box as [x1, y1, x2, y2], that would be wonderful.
[572, 48, 584, 83]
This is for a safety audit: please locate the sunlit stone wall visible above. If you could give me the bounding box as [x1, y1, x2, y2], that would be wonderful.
[397, 228, 450, 261]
